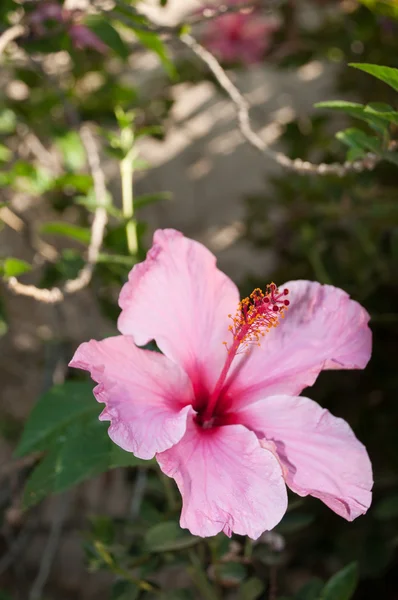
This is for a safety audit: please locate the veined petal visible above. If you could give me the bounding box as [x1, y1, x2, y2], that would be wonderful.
[225, 280, 371, 406]
[157, 420, 287, 539]
[237, 395, 373, 520]
[118, 229, 239, 394]
[69, 336, 193, 460]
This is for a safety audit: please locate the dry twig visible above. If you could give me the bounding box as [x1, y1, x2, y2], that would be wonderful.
[0, 524, 34, 576]
[0, 26, 109, 302]
[0, 4, 382, 305]
[187, 0, 280, 26]
[0, 452, 43, 479]
[110, 0, 282, 35]
[180, 33, 379, 176]
[0, 24, 25, 57]
[5, 124, 108, 302]
[29, 493, 69, 600]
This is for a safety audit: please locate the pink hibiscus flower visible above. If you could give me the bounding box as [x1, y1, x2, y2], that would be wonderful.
[28, 2, 107, 54]
[201, 2, 279, 65]
[70, 229, 373, 539]
[68, 24, 108, 54]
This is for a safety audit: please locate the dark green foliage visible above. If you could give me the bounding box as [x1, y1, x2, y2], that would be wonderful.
[1, 1, 398, 599]
[16, 382, 146, 508]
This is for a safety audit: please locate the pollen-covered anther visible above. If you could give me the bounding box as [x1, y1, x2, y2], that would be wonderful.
[228, 284, 289, 352]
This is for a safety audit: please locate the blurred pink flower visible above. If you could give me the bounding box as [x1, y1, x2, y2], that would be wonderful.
[68, 24, 108, 54]
[70, 229, 373, 538]
[28, 1, 107, 53]
[29, 2, 64, 36]
[201, 1, 279, 65]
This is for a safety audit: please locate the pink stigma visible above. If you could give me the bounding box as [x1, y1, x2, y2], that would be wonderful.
[200, 284, 289, 423]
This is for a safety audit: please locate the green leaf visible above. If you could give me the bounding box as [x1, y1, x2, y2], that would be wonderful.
[54, 173, 93, 193]
[349, 63, 398, 93]
[374, 494, 398, 520]
[3, 258, 32, 278]
[0, 109, 16, 134]
[115, 106, 135, 130]
[90, 515, 116, 545]
[74, 189, 118, 216]
[135, 125, 164, 139]
[11, 161, 54, 195]
[187, 551, 219, 600]
[321, 562, 358, 600]
[22, 448, 63, 507]
[144, 521, 200, 552]
[56, 131, 86, 171]
[346, 147, 366, 161]
[41, 221, 91, 244]
[315, 100, 366, 116]
[18, 382, 146, 508]
[295, 578, 324, 600]
[0, 143, 12, 162]
[133, 29, 177, 79]
[217, 562, 247, 587]
[315, 101, 390, 131]
[239, 577, 265, 600]
[365, 103, 398, 125]
[336, 128, 382, 153]
[85, 17, 129, 59]
[382, 151, 398, 166]
[15, 382, 96, 457]
[112, 580, 140, 600]
[357, 0, 398, 19]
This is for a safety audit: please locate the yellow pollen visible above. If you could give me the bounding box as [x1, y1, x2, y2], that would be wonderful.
[226, 283, 289, 353]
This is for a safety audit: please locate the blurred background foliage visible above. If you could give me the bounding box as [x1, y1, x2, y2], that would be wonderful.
[0, 0, 398, 599]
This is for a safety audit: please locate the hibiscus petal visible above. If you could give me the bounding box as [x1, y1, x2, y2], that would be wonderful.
[157, 420, 287, 538]
[237, 395, 373, 520]
[69, 336, 193, 460]
[226, 280, 371, 406]
[118, 229, 239, 393]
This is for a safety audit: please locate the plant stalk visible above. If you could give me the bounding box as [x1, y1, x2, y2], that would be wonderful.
[120, 146, 138, 255]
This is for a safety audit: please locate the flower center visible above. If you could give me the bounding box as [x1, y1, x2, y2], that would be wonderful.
[227, 283, 290, 353]
[198, 283, 289, 425]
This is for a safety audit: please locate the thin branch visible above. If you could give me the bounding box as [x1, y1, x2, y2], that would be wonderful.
[29, 493, 69, 600]
[22, 129, 62, 173]
[5, 124, 108, 302]
[180, 33, 380, 176]
[0, 452, 43, 479]
[64, 123, 108, 293]
[0, 524, 34, 576]
[0, 206, 25, 232]
[0, 204, 59, 262]
[188, 0, 282, 26]
[0, 24, 25, 57]
[110, 0, 282, 35]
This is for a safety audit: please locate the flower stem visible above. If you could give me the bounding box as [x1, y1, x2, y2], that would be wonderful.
[94, 541, 157, 593]
[120, 145, 138, 255]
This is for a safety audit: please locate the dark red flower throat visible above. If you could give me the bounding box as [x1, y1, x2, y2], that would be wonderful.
[195, 283, 289, 428]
